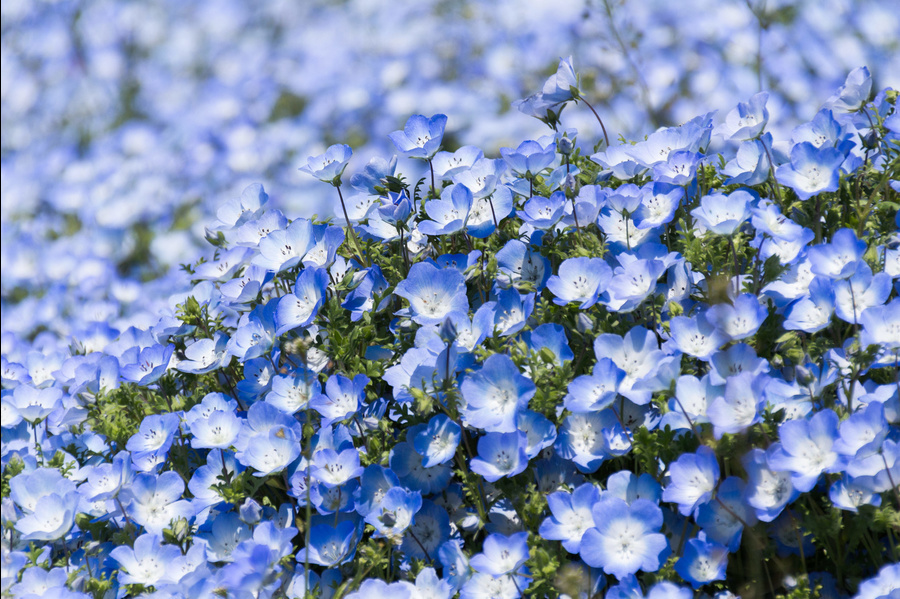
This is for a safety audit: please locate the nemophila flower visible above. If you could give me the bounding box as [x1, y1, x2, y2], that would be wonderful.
[467, 187, 514, 238]
[845, 439, 900, 494]
[722, 133, 774, 186]
[365, 486, 422, 539]
[715, 92, 769, 141]
[274, 266, 329, 335]
[220, 264, 271, 304]
[563, 358, 625, 414]
[823, 66, 872, 113]
[666, 312, 727, 360]
[627, 121, 711, 167]
[310, 448, 363, 488]
[119, 343, 174, 385]
[547, 257, 612, 309]
[433, 146, 484, 180]
[418, 183, 473, 237]
[593, 326, 664, 405]
[216, 183, 269, 230]
[501, 138, 556, 178]
[190, 409, 241, 449]
[9, 383, 61, 424]
[829, 475, 882, 512]
[522, 323, 574, 367]
[539, 483, 601, 554]
[239, 425, 302, 477]
[707, 343, 769, 385]
[662, 446, 720, 516]
[400, 500, 451, 560]
[265, 370, 321, 414]
[652, 150, 699, 186]
[743, 448, 797, 522]
[706, 293, 768, 340]
[605, 470, 662, 505]
[580, 497, 669, 579]
[605, 258, 667, 312]
[304, 223, 346, 268]
[109, 532, 182, 586]
[470, 531, 530, 579]
[14, 490, 79, 541]
[555, 411, 620, 473]
[120, 471, 195, 535]
[176, 332, 229, 374]
[389, 114, 448, 160]
[8, 567, 69, 598]
[495, 237, 551, 290]
[342, 264, 390, 322]
[453, 156, 507, 199]
[766, 408, 842, 492]
[808, 228, 867, 279]
[298, 143, 352, 185]
[390, 438, 453, 495]
[311, 479, 358, 514]
[514, 55, 578, 125]
[707, 371, 769, 438]
[193, 246, 252, 282]
[226, 301, 277, 361]
[195, 512, 252, 562]
[414, 414, 461, 468]
[691, 189, 753, 236]
[233, 209, 289, 248]
[253, 217, 318, 273]
[373, 190, 412, 226]
[470, 431, 529, 482]
[300, 520, 359, 567]
[833, 263, 892, 324]
[696, 476, 757, 551]
[675, 534, 729, 589]
[632, 182, 683, 230]
[860, 300, 900, 352]
[83, 452, 133, 502]
[518, 191, 567, 229]
[9, 468, 75, 517]
[310, 373, 368, 427]
[517, 410, 557, 458]
[461, 353, 535, 433]
[783, 276, 835, 333]
[349, 155, 398, 195]
[126, 412, 181, 456]
[775, 142, 844, 201]
[395, 262, 468, 326]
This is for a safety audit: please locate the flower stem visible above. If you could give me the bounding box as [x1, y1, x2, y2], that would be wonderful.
[336, 184, 369, 266]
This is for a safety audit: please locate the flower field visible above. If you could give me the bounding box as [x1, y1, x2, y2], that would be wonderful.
[2, 1, 899, 598]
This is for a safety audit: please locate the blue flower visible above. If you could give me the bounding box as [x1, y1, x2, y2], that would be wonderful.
[706, 371, 768, 438]
[696, 476, 757, 551]
[461, 354, 535, 433]
[690, 189, 753, 236]
[119, 343, 174, 385]
[119, 471, 195, 534]
[705, 293, 768, 341]
[470, 431, 529, 482]
[555, 411, 620, 473]
[389, 114, 448, 160]
[401, 500, 451, 560]
[394, 262, 469, 326]
[580, 497, 669, 579]
[418, 184, 473, 236]
[518, 192, 567, 230]
[471, 531, 530, 577]
[253, 217, 317, 273]
[766, 409, 842, 492]
[547, 257, 612, 309]
[833, 263, 892, 324]
[563, 358, 624, 414]
[365, 486, 422, 539]
[299, 519, 359, 567]
[298, 143, 352, 185]
[110, 533, 182, 586]
[674, 534, 729, 589]
[714, 92, 769, 141]
[539, 483, 601, 554]
[775, 142, 844, 201]
[414, 414, 461, 468]
[743, 448, 797, 522]
[513, 56, 578, 125]
[722, 134, 774, 185]
[500, 139, 556, 178]
[662, 445, 720, 516]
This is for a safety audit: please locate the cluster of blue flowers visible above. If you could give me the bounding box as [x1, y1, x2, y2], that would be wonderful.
[2, 56, 900, 599]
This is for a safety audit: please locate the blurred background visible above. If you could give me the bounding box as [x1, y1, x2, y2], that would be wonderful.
[2, 0, 899, 342]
